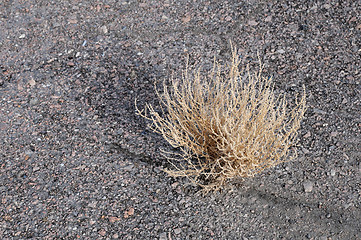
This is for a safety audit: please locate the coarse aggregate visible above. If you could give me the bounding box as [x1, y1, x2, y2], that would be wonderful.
[0, 0, 360, 239]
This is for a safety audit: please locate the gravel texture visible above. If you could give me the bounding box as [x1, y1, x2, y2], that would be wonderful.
[1, 0, 360, 239]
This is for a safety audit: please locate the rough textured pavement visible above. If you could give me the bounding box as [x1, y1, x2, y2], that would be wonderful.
[0, 1, 360, 239]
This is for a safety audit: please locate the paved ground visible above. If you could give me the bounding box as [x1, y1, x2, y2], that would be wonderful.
[0, 0, 360, 239]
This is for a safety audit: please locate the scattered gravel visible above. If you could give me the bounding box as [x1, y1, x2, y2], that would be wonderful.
[0, 0, 360, 239]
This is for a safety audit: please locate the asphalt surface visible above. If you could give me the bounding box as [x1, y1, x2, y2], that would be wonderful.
[0, 1, 360, 239]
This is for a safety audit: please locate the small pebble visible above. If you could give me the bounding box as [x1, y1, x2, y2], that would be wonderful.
[101, 25, 108, 34]
[303, 131, 311, 138]
[265, 15, 272, 22]
[30, 97, 39, 105]
[330, 169, 336, 176]
[29, 79, 36, 86]
[99, 229, 106, 236]
[159, 232, 167, 240]
[225, 16, 232, 21]
[33, 167, 40, 172]
[343, 203, 352, 209]
[303, 181, 313, 193]
[248, 20, 258, 26]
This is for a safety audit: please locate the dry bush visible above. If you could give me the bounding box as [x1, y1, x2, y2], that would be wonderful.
[136, 47, 306, 191]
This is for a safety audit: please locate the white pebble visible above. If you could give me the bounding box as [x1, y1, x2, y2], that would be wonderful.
[303, 181, 313, 192]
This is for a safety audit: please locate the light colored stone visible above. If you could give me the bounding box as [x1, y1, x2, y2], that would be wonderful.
[101, 25, 108, 34]
[29, 79, 36, 86]
[265, 16, 272, 22]
[248, 20, 258, 26]
[303, 181, 313, 192]
[159, 232, 167, 240]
